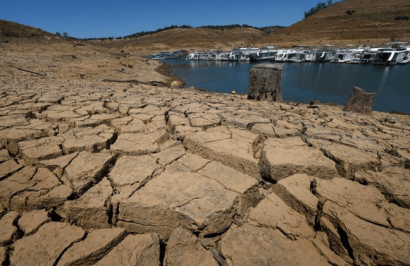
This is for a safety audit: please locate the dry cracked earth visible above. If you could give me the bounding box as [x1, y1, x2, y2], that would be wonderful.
[0, 40, 410, 266]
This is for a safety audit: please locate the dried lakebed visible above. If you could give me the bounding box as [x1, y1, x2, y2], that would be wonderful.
[0, 49, 410, 265]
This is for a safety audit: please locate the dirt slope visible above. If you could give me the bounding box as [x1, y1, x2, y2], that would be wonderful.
[0, 19, 55, 38]
[263, 0, 410, 47]
[99, 0, 410, 53]
[97, 27, 270, 55]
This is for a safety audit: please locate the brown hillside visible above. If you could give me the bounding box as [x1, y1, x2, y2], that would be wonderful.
[263, 0, 410, 47]
[100, 0, 410, 53]
[96, 27, 270, 55]
[0, 19, 55, 38]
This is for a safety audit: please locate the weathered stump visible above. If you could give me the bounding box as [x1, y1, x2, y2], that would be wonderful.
[343, 86, 376, 114]
[248, 64, 283, 102]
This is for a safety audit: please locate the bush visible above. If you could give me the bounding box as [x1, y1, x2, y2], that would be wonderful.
[304, 2, 328, 19]
[63, 32, 68, 37]
[56, 32, 61, 36]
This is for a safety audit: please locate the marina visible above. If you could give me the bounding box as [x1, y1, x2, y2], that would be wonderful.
[154, 42, 410, 66]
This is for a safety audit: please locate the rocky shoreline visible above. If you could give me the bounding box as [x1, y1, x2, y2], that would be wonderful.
[0, 39, 410, 266]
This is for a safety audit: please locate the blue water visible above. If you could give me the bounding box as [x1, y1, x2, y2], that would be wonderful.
[165, 60, 410, 113]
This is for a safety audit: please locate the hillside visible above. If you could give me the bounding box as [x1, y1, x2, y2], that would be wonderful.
[96, 27, 271, 55]
[0, 19, 55, 38]
[98, 0, 410, 53]
[262, 0, 410, 47]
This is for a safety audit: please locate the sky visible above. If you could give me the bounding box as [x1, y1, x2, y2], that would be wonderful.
[1, 0, 333, 39]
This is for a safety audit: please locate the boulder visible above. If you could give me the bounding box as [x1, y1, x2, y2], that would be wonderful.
[170, 80, 183, 89]
[343, 86, 376, 114]
[247, 64, 283, 102]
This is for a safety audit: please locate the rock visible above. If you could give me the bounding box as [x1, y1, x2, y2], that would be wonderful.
[170, 80, 183, 89]
[26, 185, 72, 211]
[0, 149, 11, 163]
[164, 227, 219, 266]
[318, 142, 380, 179]
[316, 177, 390, 227]
[152, 144, 186, 166]
[10, 222, 85, 266]
[322, 201, 410, 265]
[247, 64, 283, 102]
[111, 131, 166, 155]
[260, 137, 337, 182]
[0, 211, 20, 246]
[8, 168, 66, 211]
[38, 152, 79, 177]
[17, 210, 50, 235]
[0, 246, 6, 265]
[0, 167, 37, 207]
[220, 224, 329, 266]
[0, 160, 24, 181]
[57, 228, 126, 266]
[354, 167, 410, 208]
[188, 113, 221, 128]
[62, 178, 113, 228]
[248, 192, 315, 239]
[109, 155, 160, 187]
[62, 151, 114, 195]
[198, 161, 257, 194]
[312, 235, 350, 266]
[117, 169, 238, 238]
[343, 86, 376, 114]
[18, 136, 64, 165]
[198, 161, 260, 219]
[94, 234, 161, 266]
[273, 174, 319, 225]
[184, 127, 260, 178]
[178, 153, 210, 171]
[0, 128, 48, 154]
[61, 126, 115, 154]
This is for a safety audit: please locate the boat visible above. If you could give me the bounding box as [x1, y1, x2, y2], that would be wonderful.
[398, 47, 410, 64]
[256, 46, 276, 61]
[186, 52, 205, 60]
[229, 51, 242, 61]
[152, 52, 172, 60]
[288, 51, 307, 63]
[275, 49, 296, 62]
[216, 52, 230, 61]
[374, 49, 407, 65]
[330, 48, 354, 63]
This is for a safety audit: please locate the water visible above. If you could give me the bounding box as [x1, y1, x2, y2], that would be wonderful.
[164, 60, 410, 113]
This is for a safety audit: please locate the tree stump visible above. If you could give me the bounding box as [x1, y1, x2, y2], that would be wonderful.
[343, 86, 376, 114]
[247, 64, 283, 102]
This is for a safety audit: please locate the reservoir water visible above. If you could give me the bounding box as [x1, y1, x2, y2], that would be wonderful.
[164, 60, 410, 113]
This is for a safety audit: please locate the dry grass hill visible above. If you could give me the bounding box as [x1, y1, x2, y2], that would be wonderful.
[95, 27, 270, 55]
[0, 20, 55, 38]
[98, 0, 410, 53]
[2, 0, 410, 53]
[263, 0, 410, 47]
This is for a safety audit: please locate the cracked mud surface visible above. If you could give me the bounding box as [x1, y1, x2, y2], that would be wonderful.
[1, 39, 410, 266]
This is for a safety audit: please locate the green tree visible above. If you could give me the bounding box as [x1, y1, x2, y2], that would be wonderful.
[56, 32, 61, 36]
[327, 0, 333, 6]
[63, 32, 68, 37]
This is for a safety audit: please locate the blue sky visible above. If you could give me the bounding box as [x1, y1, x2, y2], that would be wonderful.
[1, 0, 333, 39]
